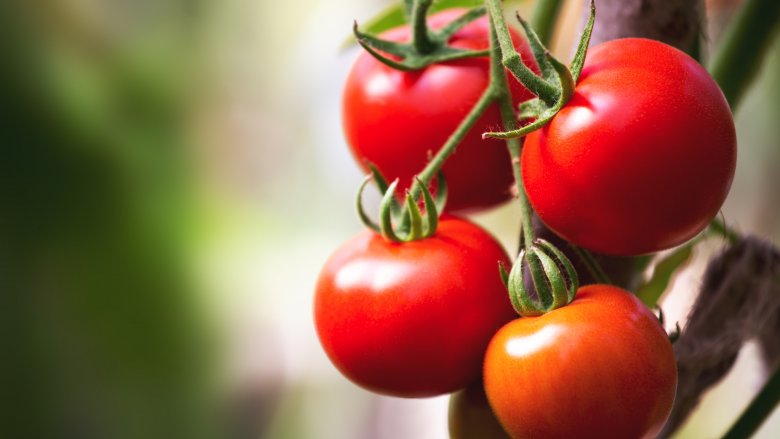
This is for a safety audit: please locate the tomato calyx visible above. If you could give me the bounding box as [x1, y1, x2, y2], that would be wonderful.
[356, 165, 447, 243]
[353, 3, 490, 71]
[501, 238, 579, 317]
[656, 306, 682, 343]
[482, 0, 595, 140]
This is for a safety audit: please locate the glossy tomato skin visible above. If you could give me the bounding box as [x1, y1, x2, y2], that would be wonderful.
[522, 38, 736, 255]
[483, 285, 677, 439]
[343, 9, 538, 212]
[314, 216, 516, 397]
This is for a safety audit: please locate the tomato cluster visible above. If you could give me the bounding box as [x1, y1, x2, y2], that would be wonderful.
[314, 5, 738, 439]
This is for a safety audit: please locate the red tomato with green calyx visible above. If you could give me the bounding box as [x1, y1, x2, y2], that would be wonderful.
[483, 284, 677, 439]
[315, 216, 516, 397]
[343, 9, 539, 212]
[521, 38, 736, 255]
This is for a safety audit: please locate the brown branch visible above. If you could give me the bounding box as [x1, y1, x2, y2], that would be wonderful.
[659, 237, 780, 438]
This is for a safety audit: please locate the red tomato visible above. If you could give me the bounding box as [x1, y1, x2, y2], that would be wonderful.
[314, 216, 515, 397]
[343, 9, 538, 212]
[521, 38, 736, 255]
[483, 284, 677, 439]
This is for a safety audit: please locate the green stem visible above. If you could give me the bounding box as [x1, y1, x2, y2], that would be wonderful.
[710, 216, 740, 244]
[708, 0, 780, 109]
[531, 0, 565, 46]
[411, 0, 436, 54]
[486, 0, 559, 105]
[408, 88, 494, 202]
[398, 84, 494, 232]
[721, 365, 780, 439]
[489, 23, 533, 250]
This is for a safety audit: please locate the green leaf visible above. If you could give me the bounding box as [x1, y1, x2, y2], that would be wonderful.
[636, 244, 695, 307]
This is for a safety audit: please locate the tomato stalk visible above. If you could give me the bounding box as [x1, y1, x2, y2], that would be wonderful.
[481, 0, 593, 140]
[403, 87, 495, 207]
[409, 0, 436, 54]
[486, 11, 582, 317]
[486, 0, 559, 106]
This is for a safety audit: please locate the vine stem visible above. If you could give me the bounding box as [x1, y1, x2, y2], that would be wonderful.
[410, 0, 435, 54]
[487, 21, 533, 250]
[404, 88, 494, 209]
[486, 0, 559, 105]
[721, 365, 780, 439]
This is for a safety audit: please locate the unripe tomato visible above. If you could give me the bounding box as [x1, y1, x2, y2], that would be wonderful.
[521, 38, 736, 255]
[343, 9, 538, 212]
[315, 216, 516, 397]
[483, 284, 677, 439]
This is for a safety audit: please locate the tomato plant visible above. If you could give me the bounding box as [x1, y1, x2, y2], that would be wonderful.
[314, 216, 516, 397]
[483, 284, 677, 439]
[343, 9, 538, 212]
[521, 38, 737, 256]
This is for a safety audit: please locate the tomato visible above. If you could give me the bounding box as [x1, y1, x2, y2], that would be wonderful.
[314, 216, 515, 397]
[343, 9, 538, 212]
[521, 38, 736, 255]
[483, 284, 677, 439]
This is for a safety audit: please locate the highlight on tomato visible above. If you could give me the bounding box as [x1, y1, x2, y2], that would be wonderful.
[342, 8, 539, 212]
[483, 284, 678, 439]
[314, 216, 516, 397]
[521, 38, 737, 256]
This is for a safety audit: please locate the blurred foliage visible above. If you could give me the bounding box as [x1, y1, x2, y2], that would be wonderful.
[0, 1, 217, 438]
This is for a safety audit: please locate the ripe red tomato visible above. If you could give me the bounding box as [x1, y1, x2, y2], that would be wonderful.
[343, 9, 538, 212]
[483, 284, 677, 439]
[521, 38, 736, 255]
[314, 216, 515, 397]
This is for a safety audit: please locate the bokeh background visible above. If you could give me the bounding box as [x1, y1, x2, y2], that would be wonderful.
[2, 0, 779, 438]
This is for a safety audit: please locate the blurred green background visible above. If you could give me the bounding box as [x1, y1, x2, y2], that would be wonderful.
[1, 0, 779, 438]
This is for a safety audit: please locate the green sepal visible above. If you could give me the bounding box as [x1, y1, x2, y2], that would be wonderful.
[416, 176, 439, 238]
[356, 173, 443, 243]
[569, 0, 595, 83]
[379, 179, 403, 242]
[483, 0, 595, 140]
[514, 11, 554, 81]
[537, 239, 578, 303]
[353, 6, 491, 72]
[356, 175, 381, 233]
[436, 6, 487, 41]
[506, 239, 579, 317]
[367, 163, 402, 216]
[403, 190, 424, 240]
[498, 261, 510, 288]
